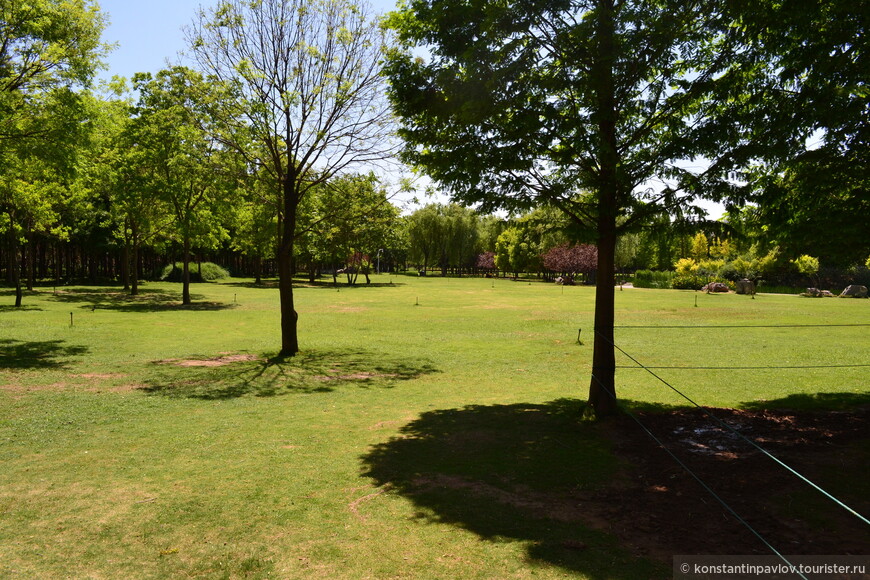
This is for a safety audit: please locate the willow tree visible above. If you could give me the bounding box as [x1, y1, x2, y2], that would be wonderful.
[186, 0, 396, 356]
[384, 0, 790, 415]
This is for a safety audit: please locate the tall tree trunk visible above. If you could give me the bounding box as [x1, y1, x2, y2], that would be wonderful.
[588, 211, 617, 416]
[10, 230, 23, 307]
[255, 255, 263, 285]
[278, 178, 300, 357]
[278, 245, 298, 356]
[587, 0, 619, 417]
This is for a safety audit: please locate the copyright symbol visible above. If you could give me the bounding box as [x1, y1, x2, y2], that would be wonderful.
[680, 562, 691, 574]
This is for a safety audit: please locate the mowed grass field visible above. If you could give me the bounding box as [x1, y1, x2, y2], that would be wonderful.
[0, 276, 867, 579]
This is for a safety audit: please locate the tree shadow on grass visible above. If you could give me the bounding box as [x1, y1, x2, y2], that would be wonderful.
[47, 288, 235, 313]
[141, 348, 440, 400]
[221, 280, 279, 289]
[294, 280, 408, 290]
[0, 304, 42, 312]
[0, 289, 42, 311]
[739, 391, 870, 412]
[360, 398, 666, 579]
[0, 339, 89, 370]
[221, 280, 408, 290]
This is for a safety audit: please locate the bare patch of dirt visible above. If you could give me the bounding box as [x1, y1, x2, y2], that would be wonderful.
[589, 407, 870, 562]
[369, 415, 417, 430]
[348, 484, 393, 521]
[89, 383, 145, 394]
[155, 354, 261, 367]
[75, 373, 128, 380]
[325, 305, 368, 313]
[0, 381, 68, 394]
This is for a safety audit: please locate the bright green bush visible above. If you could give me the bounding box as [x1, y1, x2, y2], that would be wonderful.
[674, 257, 698, 276]
[792, 254, 819, 277]
[160, 262, 230, 283]
[671, 273, 706, 290]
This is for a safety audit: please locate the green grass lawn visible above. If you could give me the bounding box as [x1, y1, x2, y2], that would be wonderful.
[0, 277, 867, 578]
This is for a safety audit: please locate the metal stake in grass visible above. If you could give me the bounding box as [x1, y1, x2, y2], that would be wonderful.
[694, 295, 698, 308]
[415, 296, 419, 306]
[70, 312, 74, 327]
[577, 328, 583, 344]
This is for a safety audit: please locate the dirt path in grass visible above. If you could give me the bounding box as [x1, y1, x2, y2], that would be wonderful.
[592, 407, 870, 562]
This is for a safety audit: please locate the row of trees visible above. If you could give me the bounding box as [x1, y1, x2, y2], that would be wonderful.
[401, 199, 870, 284]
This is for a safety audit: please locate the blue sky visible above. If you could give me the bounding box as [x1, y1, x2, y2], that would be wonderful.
[97, 0, 400, 83]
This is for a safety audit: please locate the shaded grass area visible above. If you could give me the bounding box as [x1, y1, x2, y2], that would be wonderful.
[739, 390, 870, 411]
[362, 398, 665, 578]
[0, 339, 88, 370]
[361, 394, 870, 567]
[47, 287, 234, 312]
[142, 348, 440, 399]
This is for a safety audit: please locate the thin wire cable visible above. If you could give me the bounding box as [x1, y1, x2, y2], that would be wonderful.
[613, 324, 870, 328]
[617, 364, 870, 369]
[589, 373, 809, 580]
[599, 330, 870, 527]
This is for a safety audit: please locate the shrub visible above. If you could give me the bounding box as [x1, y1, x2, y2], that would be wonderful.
[697, 258, 726, 277]
[671, 273, 707, 290]
[674, 257, 698, 276]
[719, 261, 740, 281]
[160, 262, 230, 283]
[633, 270, 674, 289]
[792, 254, 820, 277]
